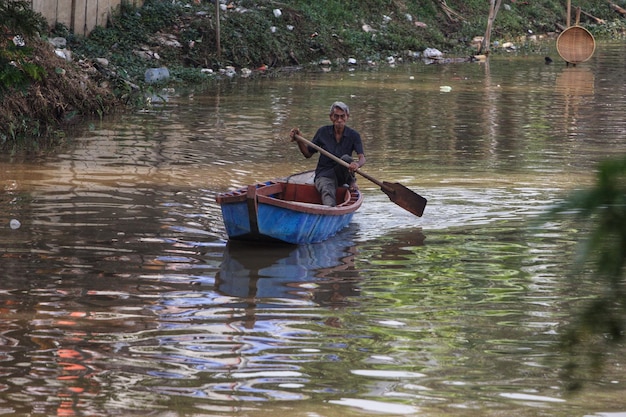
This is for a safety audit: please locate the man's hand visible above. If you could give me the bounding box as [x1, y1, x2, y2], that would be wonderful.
[289, 128, 301, 141]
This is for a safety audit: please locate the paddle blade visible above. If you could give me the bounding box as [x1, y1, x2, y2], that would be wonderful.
[381, 181, 427, 217]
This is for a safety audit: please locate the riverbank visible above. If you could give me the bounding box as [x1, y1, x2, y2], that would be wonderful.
[2, 0, 626, 150]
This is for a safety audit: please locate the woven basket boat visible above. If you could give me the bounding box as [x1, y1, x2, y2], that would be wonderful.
[556, 25, 595, 64]
[556, 4, 595, 64]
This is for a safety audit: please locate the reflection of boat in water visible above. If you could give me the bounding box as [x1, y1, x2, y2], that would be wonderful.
[216, 229, 361, 307]
[215, 171, 363, 244]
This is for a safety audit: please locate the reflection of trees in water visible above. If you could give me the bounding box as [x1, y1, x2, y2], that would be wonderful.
[355, 53, 626, 180]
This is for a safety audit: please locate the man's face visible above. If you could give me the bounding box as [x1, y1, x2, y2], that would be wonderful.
[330, 108, 349, 128]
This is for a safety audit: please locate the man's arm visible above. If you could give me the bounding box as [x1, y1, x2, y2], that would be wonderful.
[290, 128, 314, 158]
[356, 153, 366, 168]
[348, 153, 366, 172]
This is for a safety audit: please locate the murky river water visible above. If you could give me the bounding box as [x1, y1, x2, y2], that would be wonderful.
[2, 43, 626, 416]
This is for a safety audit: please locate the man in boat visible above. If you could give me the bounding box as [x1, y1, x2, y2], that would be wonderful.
[290, 101, 366, 207]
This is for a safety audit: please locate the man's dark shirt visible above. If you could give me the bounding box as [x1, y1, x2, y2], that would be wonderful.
[310, 125, 364, 179]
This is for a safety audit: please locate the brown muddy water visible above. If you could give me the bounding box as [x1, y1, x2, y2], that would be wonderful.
[1, 43, 626, 416]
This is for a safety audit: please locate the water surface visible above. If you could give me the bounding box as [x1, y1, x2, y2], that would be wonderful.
[1, 43, 626, 416]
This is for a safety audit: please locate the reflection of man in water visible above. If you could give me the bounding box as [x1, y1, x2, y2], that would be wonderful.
[290, 101, 366, 207]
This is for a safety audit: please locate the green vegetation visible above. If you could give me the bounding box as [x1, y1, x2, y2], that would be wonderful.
[0, 0, 47, 94]
[64, 0, 626, 84]
[549, 156, 626, 390]
[0, 0, 117, 151]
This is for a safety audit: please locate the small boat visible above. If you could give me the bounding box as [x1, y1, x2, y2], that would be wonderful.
[216, 171, 363, 244]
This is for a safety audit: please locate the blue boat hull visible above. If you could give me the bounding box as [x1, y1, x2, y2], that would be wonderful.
[217, 177, 362, 244]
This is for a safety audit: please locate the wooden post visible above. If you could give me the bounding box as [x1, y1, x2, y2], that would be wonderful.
[566, 0, 571, 27]
[215, 0, 221, 59]
[481, 0, 502, 55]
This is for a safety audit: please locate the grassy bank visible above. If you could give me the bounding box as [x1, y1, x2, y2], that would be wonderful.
[2, 0, 626, 150]
[66, 0, 626, 83]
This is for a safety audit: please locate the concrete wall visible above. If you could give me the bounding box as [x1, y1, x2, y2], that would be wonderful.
[31, 0, 144, 36]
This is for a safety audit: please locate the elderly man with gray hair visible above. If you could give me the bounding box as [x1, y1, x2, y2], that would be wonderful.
[290, 101, 366, 207]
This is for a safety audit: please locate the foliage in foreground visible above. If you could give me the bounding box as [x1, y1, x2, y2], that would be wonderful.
[550, 156, 626, 390]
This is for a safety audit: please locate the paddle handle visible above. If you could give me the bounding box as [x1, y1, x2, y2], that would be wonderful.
[293, 134, 391, 192]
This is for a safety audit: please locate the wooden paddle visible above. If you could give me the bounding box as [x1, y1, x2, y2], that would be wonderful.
[294, 134, 427, 217]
